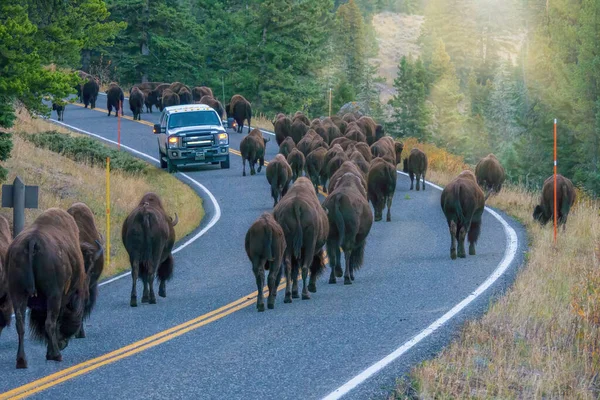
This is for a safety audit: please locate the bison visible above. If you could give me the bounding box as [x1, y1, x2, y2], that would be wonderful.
[475, 154, 506, 199]
[273, 177, 328, 302]
[357, 116, 377, 145]
[403, 148, 428, 191]
[192, 86, 213, 102]
[178, 87, 193, 105]
[240, 128, 269, 176]
[441, 171, 485, 260]
[82, 75, 99, 109]
[142, 89, 158, 113]
[122, 193, 178, 307]
[349, 149, 370, 176]
[368, 157, 397, 222]
[330, 136, 355, 151]
[151, 83, 171, 111]
[266, 154, 293, 207]
[129, 87, 145, 121]
[305, 146, 328, 194]
[279, 136, 295, 158]
[52, 102, 65, 121]
[291, 119, 309, 144]
[67, 203, 104, 339]
[161, 89, 180, 108]
[245, 213, 286, 311]
[106, 83, 124, 117]
[227, 94, 252, 133]
[297, 129, 328, 157]
[168, 82, 191, 95]
[328, 160, 367, 195]
[199, 95, 225, 119]
[292, 112, 310, 126]
[533, 174, 576, 230]
[324, 171, 373, 285]
[7, 209, 87, 368]
[323, 121, 342, 143]
[287, 147, 305, 182]
[0, 215, 11, 338]
[370, 136, 403, 167]
[274, 115, 293, 146]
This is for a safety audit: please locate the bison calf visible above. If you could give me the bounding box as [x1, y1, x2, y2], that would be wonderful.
[7, 209, 87, 368]
[245, 213, 286, 311]
[441, 171, 485, 260]
[403, 148, 428, 191]
[279, 136, 295, 158]
[475, 154, 506, 199]
[367, 158, 397, 222]
[287, 147, 305, 182]
[266, 154, 293, 207]
[533, 174, 576, 230]
[122, 193, 178, 307]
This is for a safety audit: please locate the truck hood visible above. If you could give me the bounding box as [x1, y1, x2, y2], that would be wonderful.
[169, 125, 225, 135]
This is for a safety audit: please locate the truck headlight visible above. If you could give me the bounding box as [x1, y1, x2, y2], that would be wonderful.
[168, 136, 180, 147]
[218, 133, 228, 145]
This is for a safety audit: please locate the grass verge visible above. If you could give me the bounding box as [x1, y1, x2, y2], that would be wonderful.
[392, 139, 600, 398]
[6, 111, 204, 278]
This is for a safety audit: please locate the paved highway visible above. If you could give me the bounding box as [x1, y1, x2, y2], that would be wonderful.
[0, 95, 526, 400]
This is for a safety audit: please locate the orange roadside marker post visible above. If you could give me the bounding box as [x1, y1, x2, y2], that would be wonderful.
[553, 118, 558, 244]
[106, 157, 111, 269]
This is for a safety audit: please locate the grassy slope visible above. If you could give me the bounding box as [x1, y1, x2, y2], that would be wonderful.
[6, 112, 204, 278]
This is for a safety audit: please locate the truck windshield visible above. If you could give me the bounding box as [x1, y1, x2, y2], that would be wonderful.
[168, 111, 221, 129]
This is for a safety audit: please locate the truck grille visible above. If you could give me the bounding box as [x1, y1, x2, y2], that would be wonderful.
[183, 133, 214, 148]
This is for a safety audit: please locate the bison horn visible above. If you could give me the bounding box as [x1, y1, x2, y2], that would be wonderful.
[172, 213, 179, 226]
[94, 239, 104, 260]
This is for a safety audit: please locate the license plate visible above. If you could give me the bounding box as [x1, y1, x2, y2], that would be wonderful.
[195, 152, 205, 161]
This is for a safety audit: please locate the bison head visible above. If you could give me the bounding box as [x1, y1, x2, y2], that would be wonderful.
[394, 142, 404, 165]
[533, 205, 549, 225]
[81, 240, 103, 273]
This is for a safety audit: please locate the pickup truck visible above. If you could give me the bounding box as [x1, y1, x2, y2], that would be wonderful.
[154, 104, 230, 173]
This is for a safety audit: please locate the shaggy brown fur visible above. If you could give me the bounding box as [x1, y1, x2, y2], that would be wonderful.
[192, 86, 213, 102]
[178, 87, 193, 105]
[287, 148, 305, 181]
[266, 154, 293, 207]
[240, 128, 269, 176]
[330, 136, 355, 151]
[245, 213, 286, 311]
[368, 158, 397, 222]
[227, 95, 252, 133]
[292, 112, 310, 126]
[129, 87, 145, 121]
[106, 83, 124, 117]
[279, 136, 296, 158]
[199, 95, 225, 119]
[328, 160, 367, 195]
[370, 136, 403, 166]
[403, 148, 428, 191]
[275, 115, 293, 146]
[441, 171, 485, 260]
[305, 147, 328, 193]
[357, 116, 377, 145]
[291, 119, 309, 144]
[161, 89, 180, 108]
[533, 174, 576, 230]
[297, 129, 329, 157]
[273, 178, 329, 301]
[475, 153, 506, 199]
[168, 82, 191, 95]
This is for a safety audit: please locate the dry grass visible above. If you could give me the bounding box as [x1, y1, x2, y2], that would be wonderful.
[6, 112, 204, 278]
[252, 113, 275, 132]
[391, 139, 600, 399]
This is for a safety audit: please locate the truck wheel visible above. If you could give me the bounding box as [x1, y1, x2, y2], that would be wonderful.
[220, 156, 230, 169]
[167, 158, 177, 173]
[159, 153, 167, 169]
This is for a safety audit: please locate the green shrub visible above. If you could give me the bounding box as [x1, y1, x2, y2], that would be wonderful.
[21, 131, 147, 175]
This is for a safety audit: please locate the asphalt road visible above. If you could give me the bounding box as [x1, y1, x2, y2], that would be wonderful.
[0, 95, 526, 400]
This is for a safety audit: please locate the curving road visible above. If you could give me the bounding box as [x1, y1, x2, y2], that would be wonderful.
[0, 94, 526, 400]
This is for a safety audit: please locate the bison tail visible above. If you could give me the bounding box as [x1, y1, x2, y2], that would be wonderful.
[264, 225, 274, 263]
[157, 254, 174, 282]
[349, 240, 366, 272]
[454, 183, 465, 226]
[24, 239, 38, 297]
[293, 203, 303, 260]
[309, 249, 326, 279]
[28, 307, 47, 343]
[332, 195, 345, 248]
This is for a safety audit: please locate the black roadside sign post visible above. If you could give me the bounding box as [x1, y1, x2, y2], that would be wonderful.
[2, 176, 39, 238]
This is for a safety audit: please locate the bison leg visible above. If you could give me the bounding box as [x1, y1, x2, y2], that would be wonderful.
[147, 270, 157, 304]
[258, 157, 264, 173]
[45, 296, 62, 362]
[14, 299, 27, 369]
[343, 249, 353, 285]
[457, 225, 467, 258]
[301, 266, 311, 300]
[416, 173, 421, 191]
[253, 259, 265, 312]
[242, 158, 247, 177]
[327, 240, 340, 284]
[468, 220, 482, 256]
[409, 172, 414, 190]
[284, 254, 293, 304]
[130, 259, 139, 307]
[250, 160, 256, 176]
[386, 195, 393, 222]
[141, 274, 149, 303]
[422, 172, 426, 190]
[267, 259, 284, 309]
[449, 220, 457, 260]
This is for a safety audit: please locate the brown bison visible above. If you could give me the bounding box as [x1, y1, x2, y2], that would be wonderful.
[162, 89, 180, 108]
[441, 171, 485, 260]
[142, 89, 157, 113]
[199, 95, 225, 119]
[291, 119, 309, 144]
[266, 154, 293, 207]
[324, 171, 373, 285]
[82, 75, 99, 109]
[245, 213, 286, 311]
[151, 83, 171, 111]
[297, 129, 328, 157]
[287, 147, 305, 182]
[330, 136, 356, 151]
[52, 102, 65, 121]
[533, 174, 576, 229]
[357, 116, 377, 145]
[370, 136, 403, 167]
[368, 157, 398, 222]
[240, 128, 269, 176]
[168, 82, 191, 95]
[67, 203, 104, 339]
[349, 149, 370, 176]
[122, 193, 178, 307]
[274, 116, 293, 146]
[342, 113, 357, 124]
[344, 126, 367, 143]
[7, 209, 87, 368]
[279, 136, 295, 158]
[192, 86, 213, 102]
[328, 160, 367, 195]
[475, 154, 506, 199]
[403, 148, 428, 191]
[106, 83, 124, 117]
[129, 87, 145, 121]
[323, 121, 342, 143]
[0, 215, 12, 338]
[292, 112, 310, 126]
[354, 142, 372, 163]
[178, 87, 193, 105]
[273, 177, 329, 301]
[305, 147, 328, 193]
[310, 120, 329, 144]
[227, 95, 252, 133]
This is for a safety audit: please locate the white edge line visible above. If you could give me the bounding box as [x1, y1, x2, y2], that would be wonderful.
[321, 171, 519, 400]
[48, 119, 221, 287]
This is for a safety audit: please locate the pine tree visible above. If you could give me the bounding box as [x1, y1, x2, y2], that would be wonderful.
[335, 0, 366, 89]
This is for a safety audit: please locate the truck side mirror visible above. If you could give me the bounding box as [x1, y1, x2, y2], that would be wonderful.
[153, 124, 162, 134]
